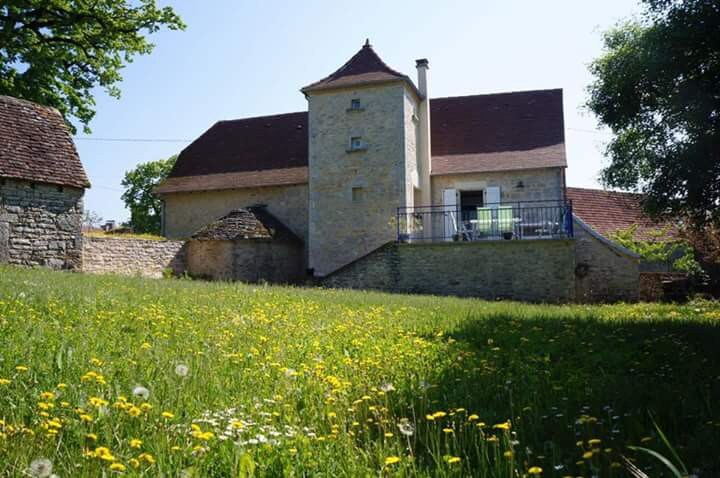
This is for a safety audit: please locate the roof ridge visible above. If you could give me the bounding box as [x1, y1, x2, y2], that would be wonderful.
[430, 88, 562, 102]
[218, 110, 307, 124]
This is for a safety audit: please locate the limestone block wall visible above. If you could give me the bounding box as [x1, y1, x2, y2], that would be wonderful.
[430, 168, 564, 205]
[574, 218, 640, 302]
[82, 236, 186, 278]
[0, 178, 84, 269]
[162, 184, 308, 242]
[323, 239, 576, 302]
[308, 83, 410, 277]
[187, 239, 304, 284]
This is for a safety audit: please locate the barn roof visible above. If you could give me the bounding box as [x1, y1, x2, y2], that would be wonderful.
[191, 207, 302, 243]
[157, 88, 565, 194]
[567, 187, 677, 241]
[0, 95, 90, 189]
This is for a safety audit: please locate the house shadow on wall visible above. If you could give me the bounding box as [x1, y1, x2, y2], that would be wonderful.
[386, 310, 720, 476]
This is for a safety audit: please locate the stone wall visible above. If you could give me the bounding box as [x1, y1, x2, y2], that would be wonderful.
[0, 178, 84, 269]
[430, 167, 564, 205]
[574, 218, 640, 302]
[324, 239, 576, 302]
[82, 236, 186, 278]
[307, 83, 413, 277]
[187, 239, 304, 284]
[162, 184, 308, 243]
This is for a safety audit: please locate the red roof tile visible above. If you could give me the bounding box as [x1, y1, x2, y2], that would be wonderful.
[301, 40, 419, 96]
[567, 187, 676, 241]
[0, 95, 89, 188]
[159, 89, 566, 193]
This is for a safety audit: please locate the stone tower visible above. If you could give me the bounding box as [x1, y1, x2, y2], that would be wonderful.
[302, 40, 429, 277]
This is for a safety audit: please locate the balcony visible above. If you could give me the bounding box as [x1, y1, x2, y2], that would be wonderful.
[397, 200, 573, 243]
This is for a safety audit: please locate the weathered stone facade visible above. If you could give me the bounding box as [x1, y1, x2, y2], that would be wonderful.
[323, 239, 576, 302]
[162, 184, 308, 242]
[187, 240, 303, 283]
[430, 168, 564, 205]
[0, 178, 84, 269]
[82, 236, 186, 278]
[308, 83, 419, 276]
[574, 218, 640, 302]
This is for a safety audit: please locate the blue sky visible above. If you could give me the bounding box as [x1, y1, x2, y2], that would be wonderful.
[74, 0, 641, 222]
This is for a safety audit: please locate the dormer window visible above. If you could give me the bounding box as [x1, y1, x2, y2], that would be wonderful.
[349, 136, 366, 152]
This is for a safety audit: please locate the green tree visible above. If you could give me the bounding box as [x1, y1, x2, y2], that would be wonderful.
[121, 155, 176, 234]
[587, 0, 720, 228]
[0, 1, 185, 133]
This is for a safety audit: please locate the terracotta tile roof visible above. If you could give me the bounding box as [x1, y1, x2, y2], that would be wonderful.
[301, 40, 419, 96]
[0, 95, 90, 188]
[567, 187, 677, 241]
[431, 144, 566, 175]
[191, 207, 301, 243]
[168, 112, 308, 179]
[156, 167, 308, 194]
[158, 89, 565, 193]
[430, 89, 566, 174]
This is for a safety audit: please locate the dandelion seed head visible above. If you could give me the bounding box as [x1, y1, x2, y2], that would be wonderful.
[132, 385, 150, 400]
[175, 364, 189, 377]
[28, 458, 53, 478]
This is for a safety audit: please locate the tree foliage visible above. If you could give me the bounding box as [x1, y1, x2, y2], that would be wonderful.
[610, 225, 703, 277]
[587, 0, 720, 228]
[121, 155, 175, 235]
[0, 1, 185, 133]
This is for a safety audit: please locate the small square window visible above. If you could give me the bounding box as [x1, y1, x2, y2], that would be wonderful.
[350, 99, 361, 110]
[352, 187, 365, 202]
[350, 136, 363, 151]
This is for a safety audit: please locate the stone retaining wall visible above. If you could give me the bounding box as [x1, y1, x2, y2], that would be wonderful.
[323, 239, 576, 302]
[82, 236, 186, 278]
[0, 178, 84, 269]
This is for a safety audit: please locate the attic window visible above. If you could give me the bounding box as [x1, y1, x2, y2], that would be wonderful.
[347, 98, 364, 112]
[348, 136, 366, 152]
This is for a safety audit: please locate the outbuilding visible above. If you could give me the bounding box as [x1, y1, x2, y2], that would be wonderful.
[0, 95, 90, 269]
[187, 207, 304, 283]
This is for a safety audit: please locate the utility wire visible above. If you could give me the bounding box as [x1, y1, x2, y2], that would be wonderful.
[73, 137, 191, 143]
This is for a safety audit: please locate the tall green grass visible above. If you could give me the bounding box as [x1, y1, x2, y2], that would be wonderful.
[0, 265, 718, 476]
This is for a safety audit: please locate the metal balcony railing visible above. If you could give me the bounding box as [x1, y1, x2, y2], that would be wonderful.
[397, 200, 573, 243]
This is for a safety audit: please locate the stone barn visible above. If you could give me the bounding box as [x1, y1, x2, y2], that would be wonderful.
[187, 207, 304, 283]
[0, 96, 90, 270]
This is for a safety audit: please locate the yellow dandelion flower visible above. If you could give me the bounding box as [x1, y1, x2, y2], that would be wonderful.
[528, 466, 543, 475]
[493, 421, 511, 431]
[442, 428, 454, 434]
[127, 406, 141, 417]
[15, 365, 28, 372]
[445, 456, 461, 464]
[162, 411, 175, 419]
[86, 433, 98, 441]
[40, 391, 56, 400]
[0, 378, 11, 385]
[504, 450, 514, 459]
[129, 438, 142, 448]
[109, 462, 126, 472]
[582, 451, 593, 459]
[588, 438, 602, 446]
[79, 414, 93, 423]
[384, 456, 401, 465]
[138, 453, 155, 464]
[468, 414, 480, 421]
[129, 458, 140, 468]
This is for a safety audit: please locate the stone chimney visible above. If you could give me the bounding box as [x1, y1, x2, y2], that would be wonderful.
[416, 58, 429, 97]
[415, 58, 432, 237]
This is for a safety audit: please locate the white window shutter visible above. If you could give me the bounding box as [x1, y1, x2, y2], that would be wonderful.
[485, 186, 501, 207]
[443, 188, 458, 240]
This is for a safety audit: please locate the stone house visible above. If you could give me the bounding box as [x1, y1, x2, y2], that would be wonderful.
[0, 96, 90, 270]
[157, 41, 647, 301]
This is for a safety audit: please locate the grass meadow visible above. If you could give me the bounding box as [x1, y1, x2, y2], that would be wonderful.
[0, 265, 718, 477]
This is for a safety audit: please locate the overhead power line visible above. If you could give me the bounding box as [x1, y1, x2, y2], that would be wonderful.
[73, 137, 191, 143]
